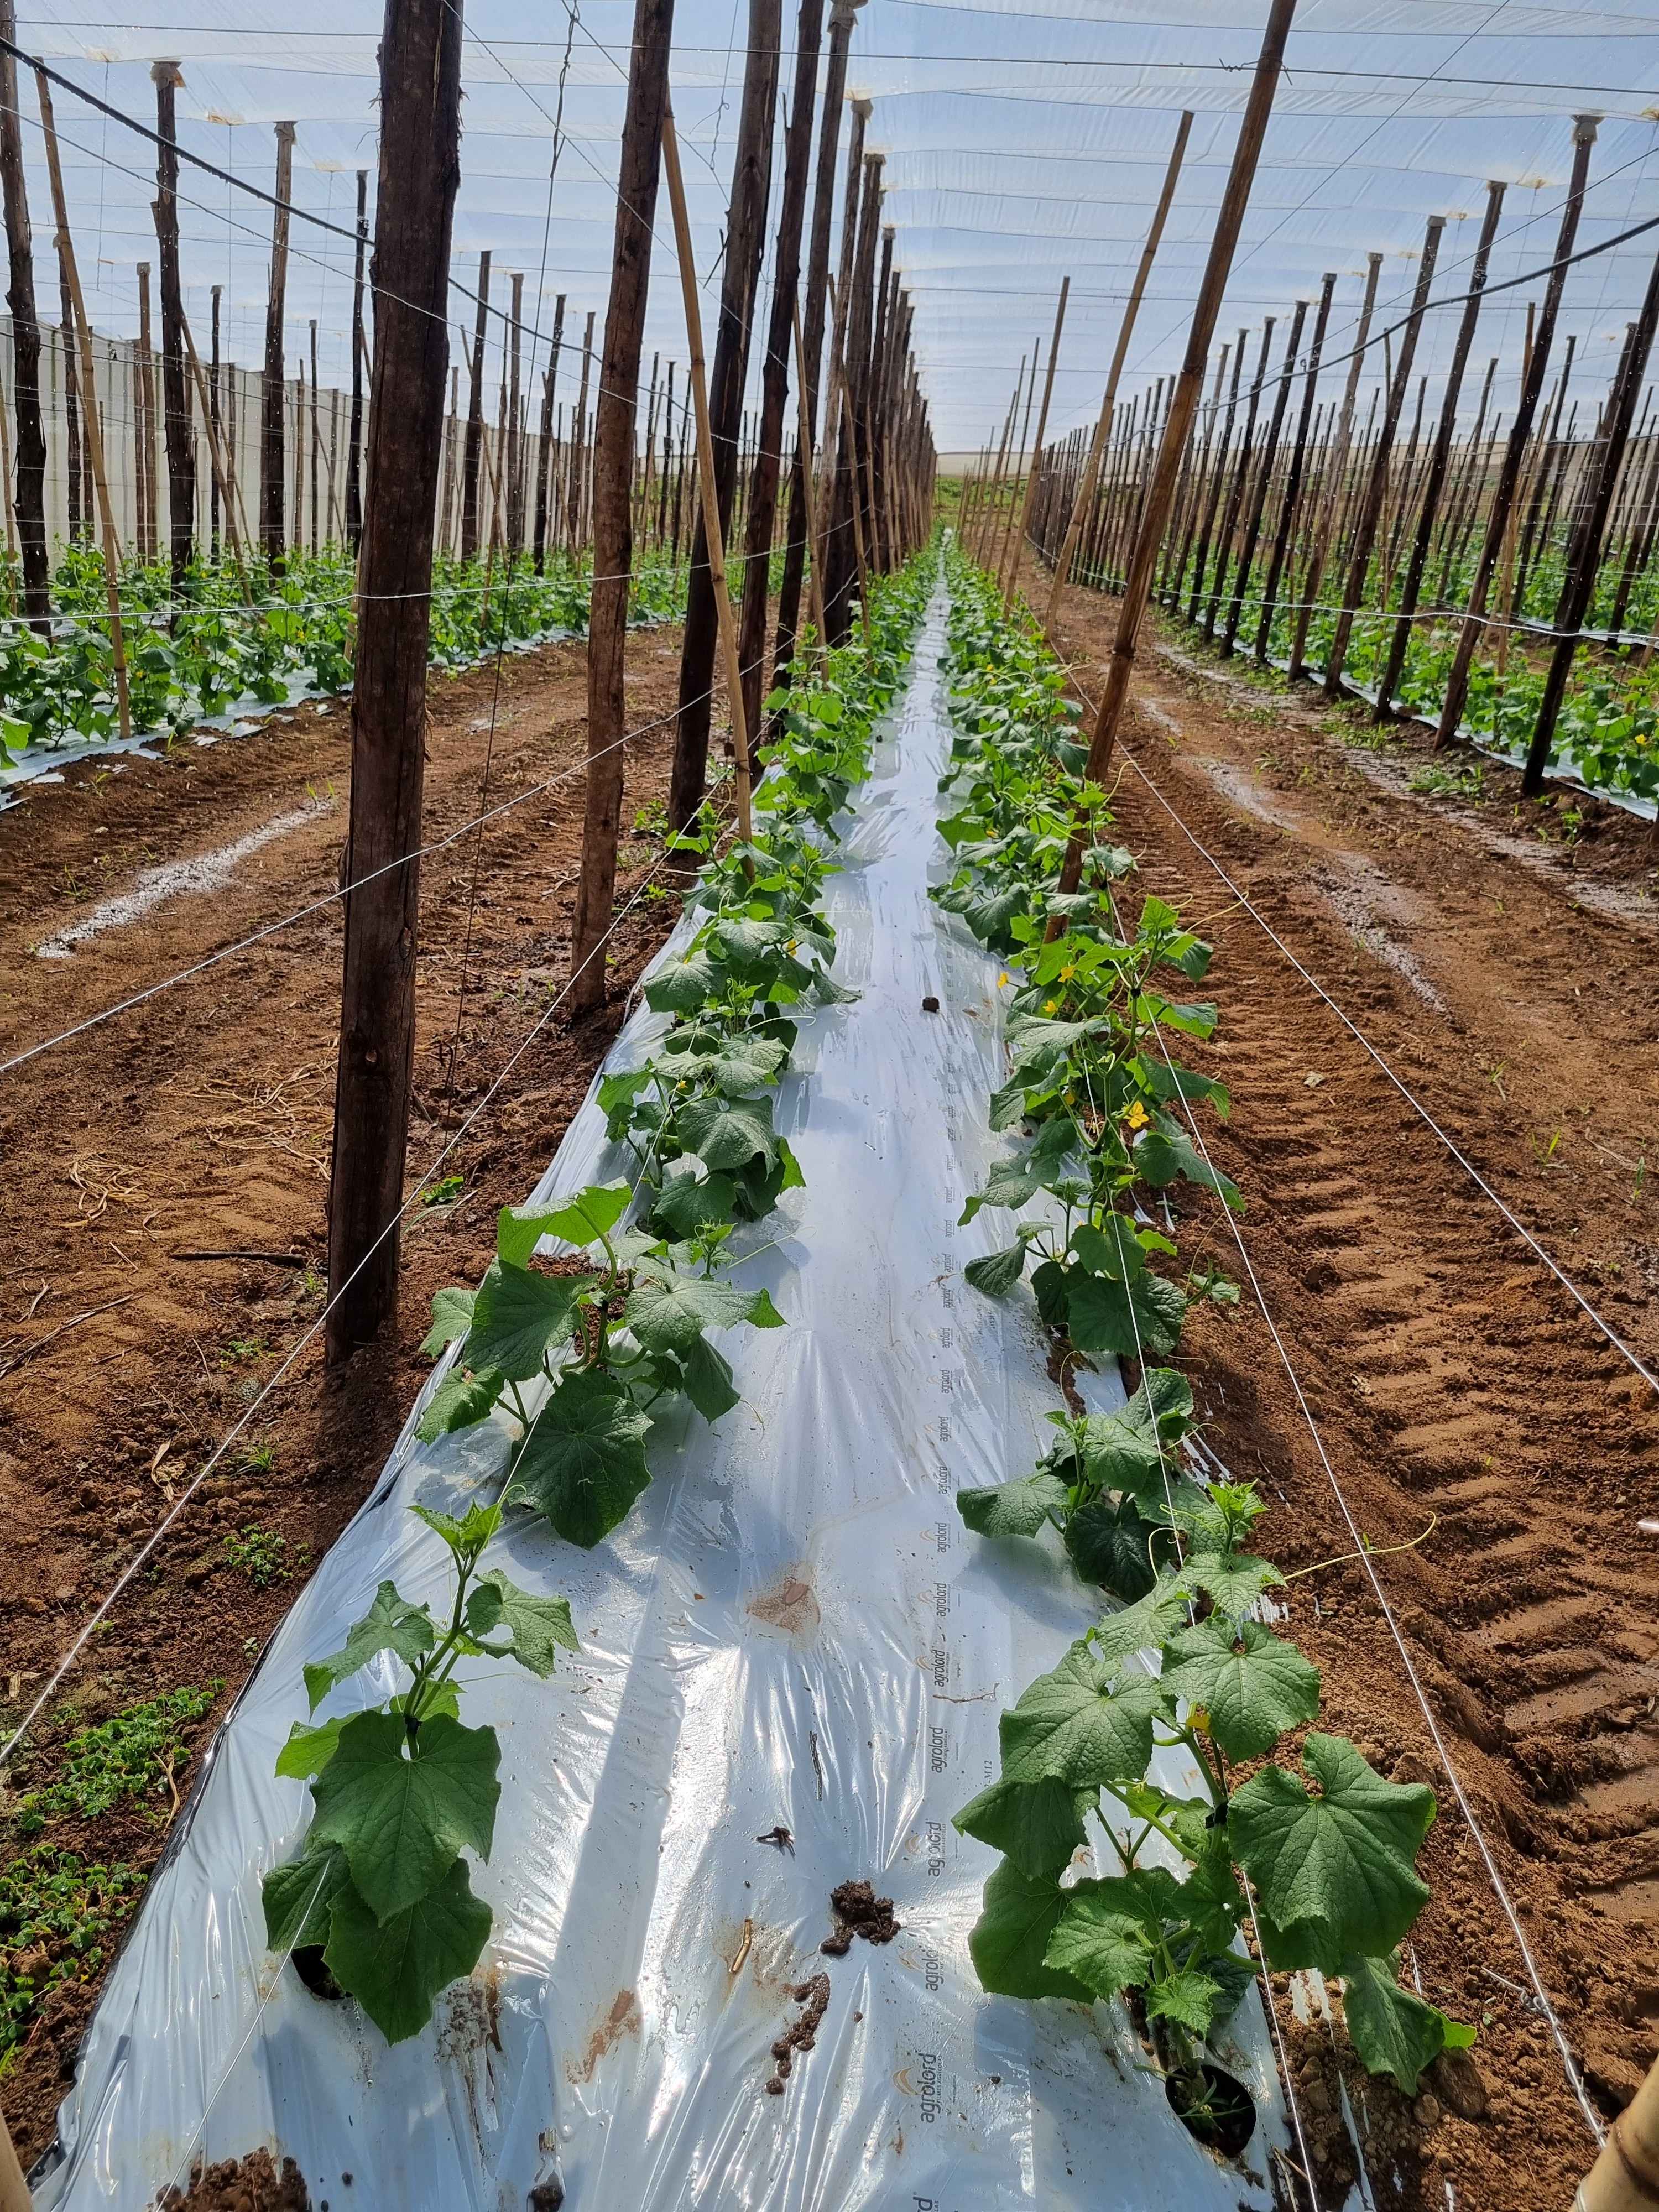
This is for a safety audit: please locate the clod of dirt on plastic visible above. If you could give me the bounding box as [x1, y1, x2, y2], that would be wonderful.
[821, 1880, 900, 1957]
[921, 995, 940, 1012]
[765, 1972, 831, 2095]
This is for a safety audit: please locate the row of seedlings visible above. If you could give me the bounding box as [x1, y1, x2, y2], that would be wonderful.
[930, 542, 1474, 2157]
[258, 545, 937, 2044]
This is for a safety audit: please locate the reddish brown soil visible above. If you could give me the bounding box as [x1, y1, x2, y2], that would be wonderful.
[1052, 578, 1659, 2211]
[0, 626, 692, 2163]
[159, 2148, 312, 2211]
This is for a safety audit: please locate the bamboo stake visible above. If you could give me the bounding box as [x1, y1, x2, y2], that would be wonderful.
[0, 2105, 29, 2212]
[34, 66, 128, 738]
[178, 309, 251, 599]
[661, 105, 752, 843]
[792, 293, 829, 659]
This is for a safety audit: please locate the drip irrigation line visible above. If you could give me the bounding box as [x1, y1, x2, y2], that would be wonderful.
[0, 841, 691, 1776]
[0, 670, 719, 1079]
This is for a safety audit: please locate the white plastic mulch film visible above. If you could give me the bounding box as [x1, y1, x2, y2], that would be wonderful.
[7, 0, 1659, 453]
[37, 587, 1292, 2211]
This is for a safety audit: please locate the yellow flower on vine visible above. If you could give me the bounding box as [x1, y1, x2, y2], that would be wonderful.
[1124, 1100, 1150, 1131]
[998, 971, 1010, 987]
[1044, 999, 1058, 1014]
[1058, 963, 1076, 982]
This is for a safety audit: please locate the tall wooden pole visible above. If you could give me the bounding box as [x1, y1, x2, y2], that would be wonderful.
[0, 0, 48, 628]
[507, 269, 525, 551]
[1253, 274, 1333, 656]
[773, 0, 862, 681]
[1288, 248, 1380, 679]
[737, 0, 824, 740]
[1044, 111, 1191, 633]
[1435, 116, 1599, 746]
[152, 59, 194, 593]
[1522, 237, 1659, 796]
[791, 294, 829, 654]
[34, 66, 129, 738]
[1202, 318, 1273, 638]
[1005, 274, 1069, 612]
[662, 106, 753, 846]
[260, 121, 296, 570]
[461, 249, 490, 561]
[1056, 0, 1297, 898]
[1375, 181, 1504, 714]
[1222, 295, 1306, 653]
[1323, 212, 1445, 693]
[135, 262, 156, 564]
[325, 0, 463, 1363]
[532, 291, 565, 571]
[666, 0, 781, 832]
[568, 0, 676, 1013]
[346, 167, 368, 549]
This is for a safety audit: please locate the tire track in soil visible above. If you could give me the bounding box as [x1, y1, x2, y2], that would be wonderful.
[1047, 583, 1659, 2211]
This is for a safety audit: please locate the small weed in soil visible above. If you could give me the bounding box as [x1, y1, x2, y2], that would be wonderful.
[157, 2150, 311, 2211]
[820, 1880, 899, 1956]
[0, 1846, 146, 2062]
[222, 1525, 308, 1588]
[765, 1972, 831, 2094]
[13, 1683, 221, 1832]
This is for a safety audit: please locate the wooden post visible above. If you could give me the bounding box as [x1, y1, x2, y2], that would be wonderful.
[737, 0, 824, 743]
[827, 149, 884, 633]
[310, 319, 322, 550]
[1186, 333, 1245, 618]
[325, 0, 463, 1364]
[1375, 182, 1504, 714]
[35, 67, 129, 736]
[208, 281, 221, 551]
[178, 307, 251, 595]
[1056, 0, 1297, 896]
[791, 294, 828, 655]
[0, 2104, 30, 2212]
[507, 269, 524, 552]
[1253, 275, 1333, 656]
[568, 0, 676, 1014]
[662, 105, 753, 844]
[1436, 116, 1600, 746]
[532, 290, 565, 570]
[1323, 213, 1445, 691]
[1202, 318, 1273, 637]
[774, 0, 862, 680]
[1005, 275, 1069, 612]
[1222, 296, 1306, 653]
[1288, 248, 1380, 679]
[0, 0, 48, 628]
[566, 309, 594, 561]
[1044, 112, 1191, 633]
[260, 120, 296, 570]
[152, 59, 194, 591]
[135, 262, 156, 564]
[1521, 236, 1659, 796]
[461, 249, 489, 561]
[346, 167, 367, 549]
[666, 0, 781, 833]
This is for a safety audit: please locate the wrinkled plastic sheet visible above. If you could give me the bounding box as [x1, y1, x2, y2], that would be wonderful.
[38, 586, 1291, 2212]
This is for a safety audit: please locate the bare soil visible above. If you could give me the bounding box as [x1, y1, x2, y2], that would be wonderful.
[1051, 577, 1659, 2211]
[0, 625, 692, 2164]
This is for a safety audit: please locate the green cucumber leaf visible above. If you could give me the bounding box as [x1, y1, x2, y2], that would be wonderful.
[678, 1093, 780, 1173]
[415, 1366, 505, 1443]
[644, 950, 724, 1014]
[1091, 1577, 1194, 1667]
[471, 1569, 579, 1678]
[1134, 1118, 1243, 1211]
[1042, 1892, 1155, 1999]
[957, 1469, 1070, 1540]
[967, 1858, 1093, 2001]
[420, 1286, 476, 1359]
[262, 1837, 351, 1952]
[1145, 1966, 1223, 2036]
[466, 1260, 585, 1381]
[963, 1240, 1031, 1298]
[1231, 1734, 1435, 1966]
[324, 1854, 492, 2044]
[1181, 1550, 1286, 1621]
[506, 1368, 654, 1548]
[1161, 1619, 1322, 1762]
[497, 1180, 632, 1266]
[681, 1334, 741, 1422]
[1066, 1267, 1187, 1359]
[308, 1709, 500, 1921]
[1064, 1494, 1173, 1601]
[999, 1643, 1171, 1790]
[304, 1582, 435, 1713]
[953, 1775, 1089, 1876]
[648, 1169, 739, 1241]
[1341, 1949, 1468, 2094]
[624, 1269, 768, 1356]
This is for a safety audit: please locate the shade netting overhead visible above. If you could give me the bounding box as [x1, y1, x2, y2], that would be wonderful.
[8, 0, 1659, 498]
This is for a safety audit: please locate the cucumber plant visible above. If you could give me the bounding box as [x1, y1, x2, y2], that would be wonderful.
[263, 1500, 576, 2044]
[937, 545, 1471, 2133]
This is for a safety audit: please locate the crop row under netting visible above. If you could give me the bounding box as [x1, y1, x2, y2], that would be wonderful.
[970, 112, 1659, 816]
